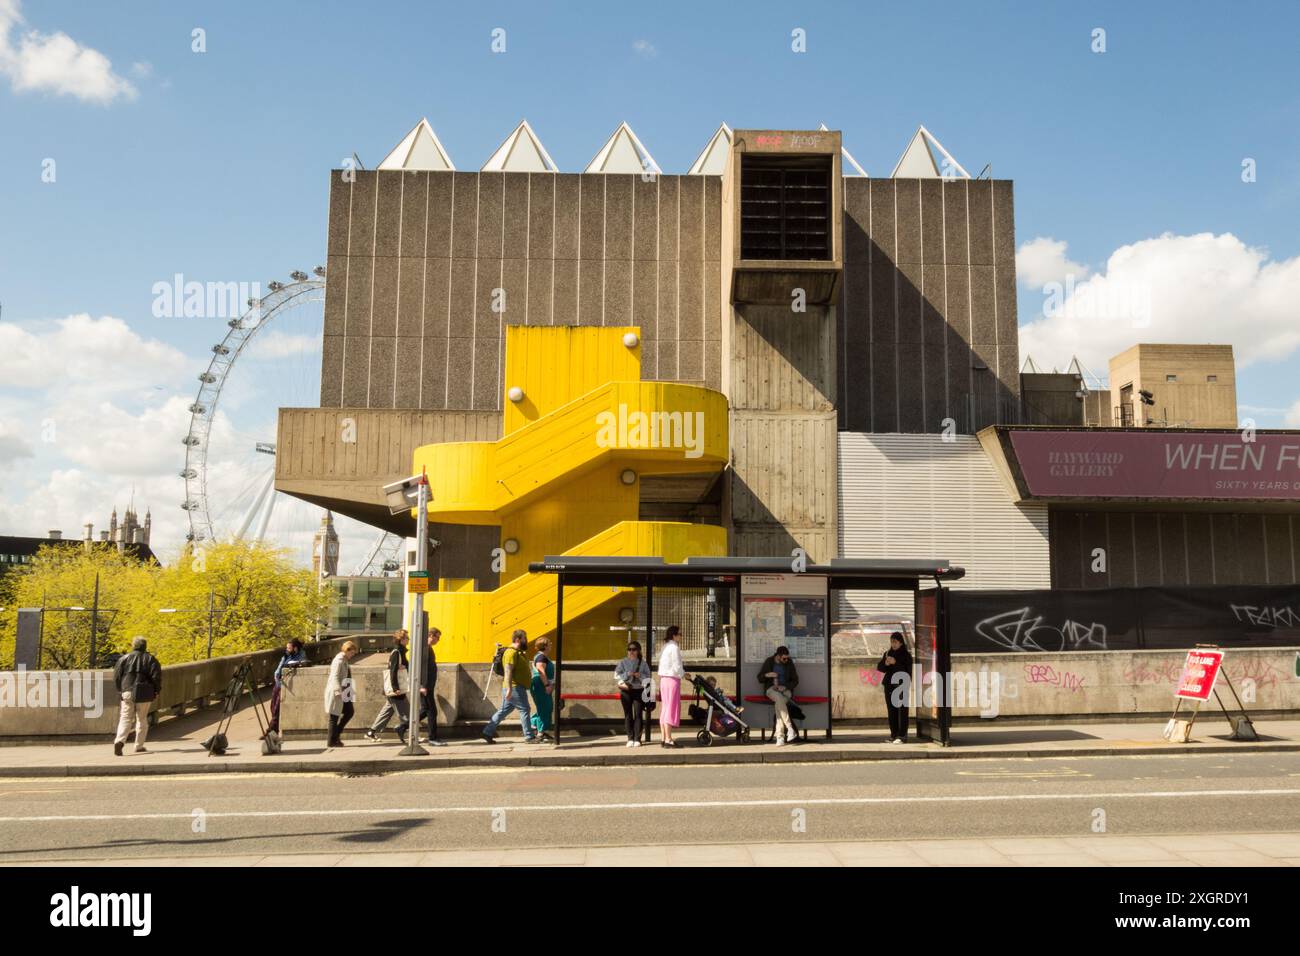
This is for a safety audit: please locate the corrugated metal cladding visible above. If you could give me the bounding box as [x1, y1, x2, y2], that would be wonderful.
[835, 433, 1050, 620]
[320, 170, 722, 412]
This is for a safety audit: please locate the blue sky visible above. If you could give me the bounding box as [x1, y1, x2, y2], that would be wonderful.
[2, 0, 1299, 560]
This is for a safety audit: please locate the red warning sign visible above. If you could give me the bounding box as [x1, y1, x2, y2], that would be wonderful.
[1174, 649, 1224, 701]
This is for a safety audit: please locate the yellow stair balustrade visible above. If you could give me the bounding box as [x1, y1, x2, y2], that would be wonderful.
[416, 380, 729, 523]
[408, 326, 731, 662]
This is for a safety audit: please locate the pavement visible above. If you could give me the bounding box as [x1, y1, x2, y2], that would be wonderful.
[12, 832, 1298, 867]
[1, 709, 1297, 777]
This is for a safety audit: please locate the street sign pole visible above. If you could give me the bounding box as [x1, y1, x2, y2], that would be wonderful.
[401, 473, 429, 756]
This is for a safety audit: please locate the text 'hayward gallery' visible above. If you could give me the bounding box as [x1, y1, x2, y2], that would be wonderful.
[274, 119, 1300, 662]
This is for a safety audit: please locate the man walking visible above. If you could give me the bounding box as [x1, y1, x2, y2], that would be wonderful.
[364, 629, 411, 742]
[481, 629, 541, 744]
[418, 627, 446, 746]
[113, 636, 163, 756]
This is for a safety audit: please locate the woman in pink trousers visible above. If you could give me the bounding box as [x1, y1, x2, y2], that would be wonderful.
[657, 624, 686, 747]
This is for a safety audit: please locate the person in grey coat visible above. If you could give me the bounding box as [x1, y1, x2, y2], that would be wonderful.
[113, 636, 162, 756]
[615, 640, 653, 746]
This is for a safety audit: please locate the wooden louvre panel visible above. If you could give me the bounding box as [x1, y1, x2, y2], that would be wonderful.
[740, 155, 831, 261]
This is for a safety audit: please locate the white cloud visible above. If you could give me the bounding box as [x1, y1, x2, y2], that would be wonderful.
[1016, 237, 1090, 288]
[0, 313, 187, 392]
[244, 330, 321, 361]
[1019, 232, 1300, 373]
[632, 39, 657, 59]
[0, 425, 33, 471]
[0, 308, 363, 570]
[1285, 400, 1300, 428]
[0, 0, 136, 104]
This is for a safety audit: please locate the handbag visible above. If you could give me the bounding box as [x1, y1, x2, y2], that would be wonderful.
[383, 662, 409, 697]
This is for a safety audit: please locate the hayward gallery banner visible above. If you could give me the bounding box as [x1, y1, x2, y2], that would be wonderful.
[1008, 431, 1300, 499]
[948, 585, 1300, 653]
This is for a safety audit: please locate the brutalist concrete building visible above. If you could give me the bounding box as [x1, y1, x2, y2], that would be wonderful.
[275, 119, 1300, 658]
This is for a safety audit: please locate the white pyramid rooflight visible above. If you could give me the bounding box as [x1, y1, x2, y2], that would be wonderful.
[586, 122, 662, 174]
[890, 125, 970, 179]
[379, 118, 455, 171]
[1022, 355, 1042, 374]
[481, 119, 559, 172]
[819, 123, 868, 177]
[688, 122, 732, 175]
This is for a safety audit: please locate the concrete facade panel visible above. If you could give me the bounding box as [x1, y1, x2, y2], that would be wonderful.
[399, 171, 428, 256]
[374, 171, 403, 258]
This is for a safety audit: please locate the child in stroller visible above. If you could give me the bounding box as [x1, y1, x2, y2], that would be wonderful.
[687, 674, 750, 745]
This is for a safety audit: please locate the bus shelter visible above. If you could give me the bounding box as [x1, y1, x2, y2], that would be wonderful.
[527, 556, 965, 746]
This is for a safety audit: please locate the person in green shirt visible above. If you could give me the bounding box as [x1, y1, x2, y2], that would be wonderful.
[481, 629, 542, 744]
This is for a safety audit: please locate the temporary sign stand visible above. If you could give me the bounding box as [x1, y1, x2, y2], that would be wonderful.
[1163, 645, 1257, 743]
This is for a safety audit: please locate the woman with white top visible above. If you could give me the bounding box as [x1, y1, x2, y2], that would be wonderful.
[657, 624, 686, 747]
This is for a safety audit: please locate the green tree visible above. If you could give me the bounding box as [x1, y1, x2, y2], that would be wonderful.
[0, 545, 154, 669]
[1, 540, 330, 668]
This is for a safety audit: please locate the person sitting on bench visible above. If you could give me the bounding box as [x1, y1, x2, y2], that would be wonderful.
[757, 646, 800, 746]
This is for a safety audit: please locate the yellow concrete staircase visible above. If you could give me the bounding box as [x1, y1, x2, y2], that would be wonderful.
[411, 326, 730, 662]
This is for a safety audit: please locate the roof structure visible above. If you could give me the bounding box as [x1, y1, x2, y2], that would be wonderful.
[378, 118, 456, 171]
[481, 119, 559, 172]
[890, 125, 970, 179]
[819, 123, 868, 176]
[687, 122, 732, 175]
[585, 122, 661, 174]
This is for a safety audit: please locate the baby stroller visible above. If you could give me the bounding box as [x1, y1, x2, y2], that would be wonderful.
[687, 674, 750, 746]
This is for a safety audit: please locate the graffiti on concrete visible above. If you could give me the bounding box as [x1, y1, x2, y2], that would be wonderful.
[1023, 663, 1085, 693]
[1124, 658, 1283, 690]
[1123, 660, 1182, 685]
[1230, 604, 1300, 629]
[858, 667, 884, 687]
[975, 608, 1109, 653]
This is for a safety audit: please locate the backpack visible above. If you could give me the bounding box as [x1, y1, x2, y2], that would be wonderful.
[491, 645, 507, 677]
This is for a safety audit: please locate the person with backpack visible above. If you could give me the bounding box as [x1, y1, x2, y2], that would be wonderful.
[481, 629, 541, 744]
[112, 636, 163, 756]
[365, 629, 411, 742]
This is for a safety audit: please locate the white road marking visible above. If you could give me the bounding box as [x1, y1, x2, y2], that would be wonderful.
[0, 788, 1297, 823]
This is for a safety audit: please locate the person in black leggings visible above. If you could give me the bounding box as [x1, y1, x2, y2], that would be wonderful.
[614, 641, 652, 746]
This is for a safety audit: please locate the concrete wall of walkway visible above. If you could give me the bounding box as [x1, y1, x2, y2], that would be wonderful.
[7, 644, 1297, 737]
[0, 636, 376, 737]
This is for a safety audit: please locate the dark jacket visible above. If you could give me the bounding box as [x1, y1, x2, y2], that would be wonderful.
[114, 650, 163, 703]
[419, 642, 438, 693]
[876, 644, 913, 692]
[757, 655, 799, 692]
